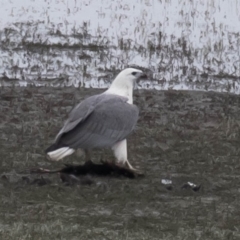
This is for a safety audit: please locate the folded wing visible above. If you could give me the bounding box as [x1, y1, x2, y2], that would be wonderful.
[46, 93, 139, 152]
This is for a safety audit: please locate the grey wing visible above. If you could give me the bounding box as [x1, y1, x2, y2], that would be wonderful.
[55, 94, 100, 141]
[56, 94, 139, 149]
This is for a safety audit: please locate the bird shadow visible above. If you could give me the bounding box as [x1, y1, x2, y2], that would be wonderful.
[28, 160, 144, 184]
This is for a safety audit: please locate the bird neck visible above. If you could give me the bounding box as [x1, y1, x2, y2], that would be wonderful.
[105, 81, 133, 104]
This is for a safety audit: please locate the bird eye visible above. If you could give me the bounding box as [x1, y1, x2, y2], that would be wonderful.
[132, 72, 138, 76]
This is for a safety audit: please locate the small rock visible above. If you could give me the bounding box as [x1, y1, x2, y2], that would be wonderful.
[182, 181, 201, 192]
[161, 179, 173, 190]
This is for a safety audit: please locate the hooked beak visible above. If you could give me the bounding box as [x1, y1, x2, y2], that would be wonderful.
[137, 72, 148, 80]
[135, 72, 148, 84]
[134, 72, 148, 89]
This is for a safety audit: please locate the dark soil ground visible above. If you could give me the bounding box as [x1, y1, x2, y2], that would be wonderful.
[1, 86, 240, 239]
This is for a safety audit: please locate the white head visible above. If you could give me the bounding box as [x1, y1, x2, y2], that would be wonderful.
[105, 68, 147, 103]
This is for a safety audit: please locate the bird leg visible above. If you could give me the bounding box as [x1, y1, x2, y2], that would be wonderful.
[125, 160, 138, 171]
[112, 139, 143, 175]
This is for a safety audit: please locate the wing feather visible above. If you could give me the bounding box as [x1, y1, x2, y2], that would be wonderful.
[54, 94, 100, 141]
[55, 93, 139, 149]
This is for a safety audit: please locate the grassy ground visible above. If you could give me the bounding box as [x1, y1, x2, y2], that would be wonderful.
[1, 86, 240, 239]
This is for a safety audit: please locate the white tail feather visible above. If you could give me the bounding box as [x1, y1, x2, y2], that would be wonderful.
[47, 147, 75, 161]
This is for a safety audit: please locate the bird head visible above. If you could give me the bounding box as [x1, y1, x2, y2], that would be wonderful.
[106, 68, 148, 102]
[111, 68, 148, 89]
[116, 68, 147, 83]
